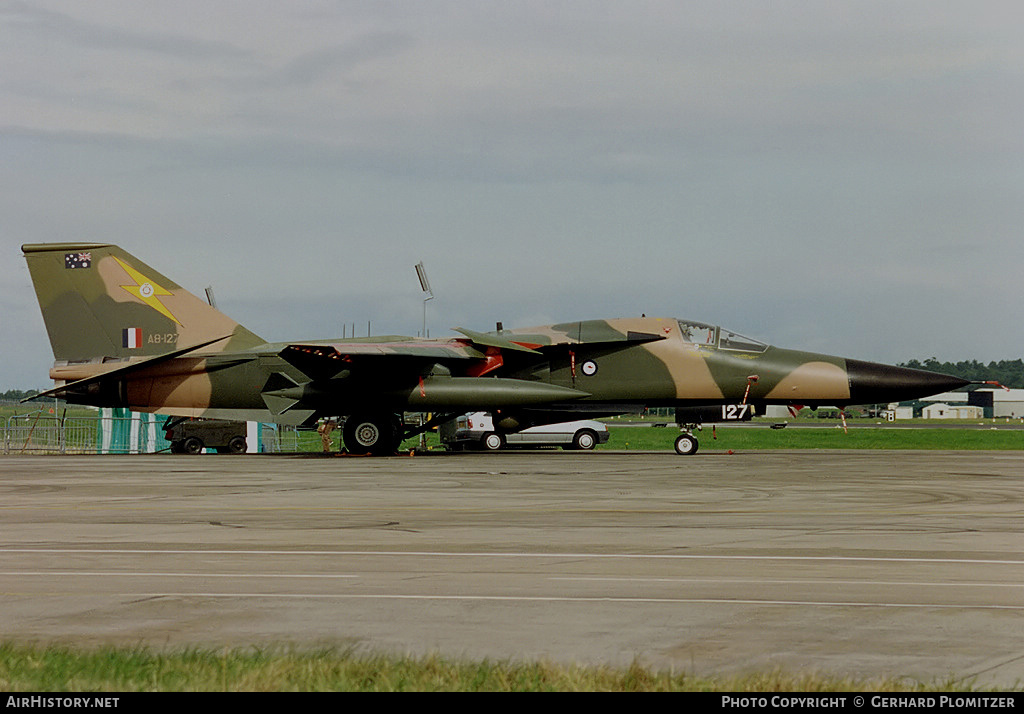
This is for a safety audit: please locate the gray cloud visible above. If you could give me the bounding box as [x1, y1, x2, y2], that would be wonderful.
[0, 0, 251, 59]
[2, 1, 1022, 388]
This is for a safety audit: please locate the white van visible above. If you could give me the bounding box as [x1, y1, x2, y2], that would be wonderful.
[443, 412, 609, 451]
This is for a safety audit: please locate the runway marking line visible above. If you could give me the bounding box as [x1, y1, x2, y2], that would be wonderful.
[3, 573, 1018, 587]
[551, 576, 1024, 588]
[1, 549, 1022, 566]
[0, 572, 357, 579]
[2, 591, 1018, 611]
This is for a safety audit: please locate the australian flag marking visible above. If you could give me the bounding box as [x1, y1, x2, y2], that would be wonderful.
[64, 252, 92, 269]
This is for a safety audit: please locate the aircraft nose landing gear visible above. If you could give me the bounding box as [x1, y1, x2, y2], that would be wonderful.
[673, 431, 699, 455]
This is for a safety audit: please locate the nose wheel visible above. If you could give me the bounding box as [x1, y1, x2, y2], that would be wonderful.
[674, 432, 699, 455]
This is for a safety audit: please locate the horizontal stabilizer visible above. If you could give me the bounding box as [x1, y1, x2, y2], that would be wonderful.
[261, 372, 304, 415]
[25, 335, 233, 402]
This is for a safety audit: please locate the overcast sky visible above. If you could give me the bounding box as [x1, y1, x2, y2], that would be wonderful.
[2, 1, 1022, 389]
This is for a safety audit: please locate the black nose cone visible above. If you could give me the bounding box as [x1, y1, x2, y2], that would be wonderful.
[846, 360, 970, 404]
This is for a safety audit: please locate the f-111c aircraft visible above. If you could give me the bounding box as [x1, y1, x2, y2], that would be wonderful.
[23, 243, 970, 455]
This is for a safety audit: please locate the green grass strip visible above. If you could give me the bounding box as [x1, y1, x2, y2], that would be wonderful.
[0, 644, 994, 692]
[604, 426, 1024, 451]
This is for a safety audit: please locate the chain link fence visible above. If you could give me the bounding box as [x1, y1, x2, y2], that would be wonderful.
[3, 407, 301, 455]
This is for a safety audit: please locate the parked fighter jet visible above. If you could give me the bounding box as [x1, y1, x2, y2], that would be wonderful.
[23, 243, 970, 455]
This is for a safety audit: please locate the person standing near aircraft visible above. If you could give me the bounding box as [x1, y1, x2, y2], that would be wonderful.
[317, 419, 336, 453]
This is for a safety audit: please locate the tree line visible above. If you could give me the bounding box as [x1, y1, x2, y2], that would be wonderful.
[1, 389, 40, 402]
[898, 359, 1024, 389]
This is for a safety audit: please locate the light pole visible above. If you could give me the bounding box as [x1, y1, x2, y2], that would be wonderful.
[415, 262, 433, 338]
[414, 262, 435, 450]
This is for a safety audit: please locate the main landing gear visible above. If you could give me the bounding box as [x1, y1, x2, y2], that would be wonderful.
[342, 413, 402, 456]
[340, 411, 457, 456]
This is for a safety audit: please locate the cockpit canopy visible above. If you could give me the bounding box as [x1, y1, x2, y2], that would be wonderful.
[676, 319, 768, 353]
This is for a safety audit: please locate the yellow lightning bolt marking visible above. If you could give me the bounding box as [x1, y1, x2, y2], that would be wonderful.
[113, 256, 183, 326]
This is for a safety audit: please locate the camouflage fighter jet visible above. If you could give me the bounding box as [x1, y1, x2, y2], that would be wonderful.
[22, 243, 971, 455]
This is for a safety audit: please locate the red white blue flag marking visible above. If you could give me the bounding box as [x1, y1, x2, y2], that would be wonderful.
[122, 327, 142, 349]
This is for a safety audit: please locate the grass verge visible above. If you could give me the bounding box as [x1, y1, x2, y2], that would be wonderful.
[0, 644, 992, 692]
[603, 426, 1024, 451]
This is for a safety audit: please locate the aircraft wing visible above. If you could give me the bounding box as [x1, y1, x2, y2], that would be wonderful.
[278, 340, 478, 380]
[274, 327, 669, 398]
[264, 338, 589, 417]
[453, 326, 665, 353]
[451, 328, 543, 354]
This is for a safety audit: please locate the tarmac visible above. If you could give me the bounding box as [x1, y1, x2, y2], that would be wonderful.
[1, 449, 1022, 688]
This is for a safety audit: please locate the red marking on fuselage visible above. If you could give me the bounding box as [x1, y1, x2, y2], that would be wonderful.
[467, 347, 504, 377]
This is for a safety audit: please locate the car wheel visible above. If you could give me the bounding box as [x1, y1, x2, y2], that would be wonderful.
[481, 432, 505, 451]
[571, 429, 598, 450]
[182, 436, 204, 455]
[227, 436, 247, 454]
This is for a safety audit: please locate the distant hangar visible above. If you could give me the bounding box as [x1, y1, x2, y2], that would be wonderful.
[922, 388, 1024, 419]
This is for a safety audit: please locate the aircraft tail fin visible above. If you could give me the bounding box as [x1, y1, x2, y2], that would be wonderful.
[22, 243, 266, 363]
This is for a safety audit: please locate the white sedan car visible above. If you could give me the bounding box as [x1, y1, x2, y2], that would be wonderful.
[445, 412, 610, 451]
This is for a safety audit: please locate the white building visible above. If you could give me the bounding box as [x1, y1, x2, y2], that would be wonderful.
[890, 406, 914, 420]
[921, 403, 984, 420]
[973, 388, 1024, 418]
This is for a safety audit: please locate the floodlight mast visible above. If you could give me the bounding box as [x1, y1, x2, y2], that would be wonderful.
[415, 262, 434, 338]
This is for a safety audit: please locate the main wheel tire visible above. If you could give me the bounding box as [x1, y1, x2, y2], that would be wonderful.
[182, 436, 204, 455]
[480, 432, 505, 451]
[674, 433, 699, 455]
[343, 415, 397, 455]
[570, 429, 598, 450]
